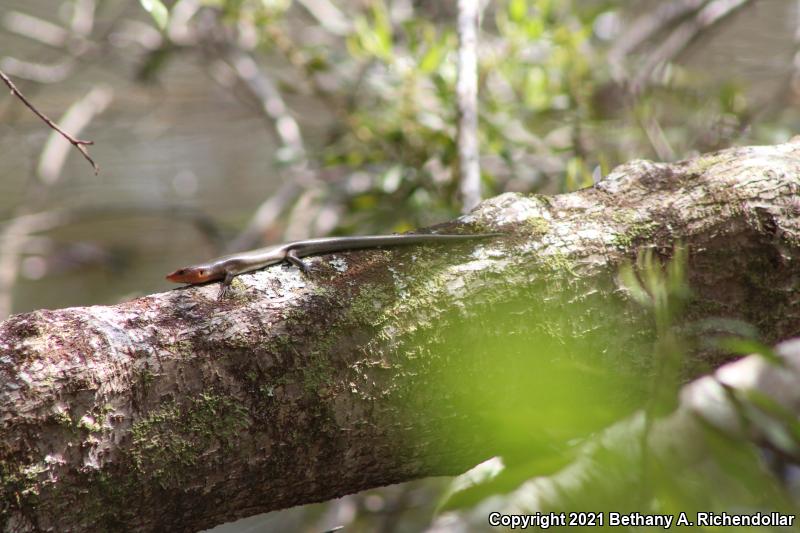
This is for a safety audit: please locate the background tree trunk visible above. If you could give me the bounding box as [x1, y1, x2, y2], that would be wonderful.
[2, 140, 800, 532]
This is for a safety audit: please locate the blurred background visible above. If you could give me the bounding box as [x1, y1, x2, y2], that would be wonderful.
[1, 0, 799, 531]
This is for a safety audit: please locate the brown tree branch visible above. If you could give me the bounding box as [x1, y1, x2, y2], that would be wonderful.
[2, 141, 800, 531]
[0, 69, 99, 174]
[36, 85, 111, 184]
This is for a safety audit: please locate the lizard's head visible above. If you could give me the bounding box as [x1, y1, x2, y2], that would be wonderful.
[166, 265, 216, 284]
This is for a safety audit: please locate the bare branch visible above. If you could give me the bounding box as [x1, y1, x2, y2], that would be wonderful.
[456, 0, 481, 213]
[634, 105, 676, 161]
[0, 69, 100, 174]
[37, 86, 112, 184]
[632, 0, 751, 90]
[609, 0, 707, 81]
[69, 0, 96, 36]
[284, 187, 326, 241]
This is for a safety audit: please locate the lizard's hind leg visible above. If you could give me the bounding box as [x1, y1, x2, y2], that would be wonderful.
[285, 249, 312, 274]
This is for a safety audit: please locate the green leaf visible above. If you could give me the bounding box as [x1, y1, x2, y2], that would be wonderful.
[618, 262, 650, 307]
[139, 0, 169, 30]
[370, 2, 393, 58]
[741, 389, 800, 456]
[419, 36, 447, 74]
[508, 0, 527, 22]
[718, 337, 781, 365]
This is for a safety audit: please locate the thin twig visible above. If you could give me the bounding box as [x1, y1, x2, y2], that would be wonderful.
[37, 85, 111, 184]
[0, 68, 99, 174]
[634, 104, 676, 161]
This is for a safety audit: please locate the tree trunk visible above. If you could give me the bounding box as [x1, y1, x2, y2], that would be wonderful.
[2, 141, 800, 532]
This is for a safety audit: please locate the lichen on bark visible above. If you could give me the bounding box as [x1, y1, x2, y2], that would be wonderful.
[2, 140, 800, 531]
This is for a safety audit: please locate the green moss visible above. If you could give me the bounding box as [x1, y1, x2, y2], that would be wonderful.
[0, 459, 46, 498]
[137, 367, 157, 387]
[466, 219, 499, 234]
[612, 220, 658, 250]
[311, 285, 333, 297]
[525, 216, 550, 237]
[129, 393, 249, 487]
[270, 332, 292, 350]
[694, 155, 720, 174]
[300, 351, 335, 395]
[527, 193, 553, 207]
[230, 277, 247, 294]
[51, 410, 73, 428]
[348, 284, 393, 328]
[689, 153, 725, 175]
[541, 251, 576, 276]
[78, 470, 137, 529]
[77, 417, 103, 434]
[172, 340, 195, 358]
[610, 208, 637, 225]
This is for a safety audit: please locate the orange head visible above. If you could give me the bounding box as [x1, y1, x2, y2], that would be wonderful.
[165, 265, 217, 284]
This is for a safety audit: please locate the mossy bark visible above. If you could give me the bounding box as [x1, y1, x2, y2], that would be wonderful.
[2, 141, 800, 532]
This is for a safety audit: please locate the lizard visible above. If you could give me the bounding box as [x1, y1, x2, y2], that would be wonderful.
[166, 232, 501, 298]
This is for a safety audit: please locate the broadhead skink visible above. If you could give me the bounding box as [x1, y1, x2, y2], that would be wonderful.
[166, 233, 501, 298]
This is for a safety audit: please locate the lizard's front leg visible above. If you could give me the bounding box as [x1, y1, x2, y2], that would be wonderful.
[217, 271, 236, 300]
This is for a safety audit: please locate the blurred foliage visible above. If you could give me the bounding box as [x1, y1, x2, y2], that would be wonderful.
[429, 246, 800, 530]
[4, 0, 793, 305]
[428, 247, 688, 510]
[3, 0, 799, 530]
[130, 0, 780, 233]
[139, 0, 170, 29]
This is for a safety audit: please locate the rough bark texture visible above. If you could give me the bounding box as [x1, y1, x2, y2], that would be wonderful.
[2, 141, 800, 532]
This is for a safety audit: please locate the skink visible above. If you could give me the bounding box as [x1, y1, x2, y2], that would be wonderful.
[166, 233, 501, 298]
